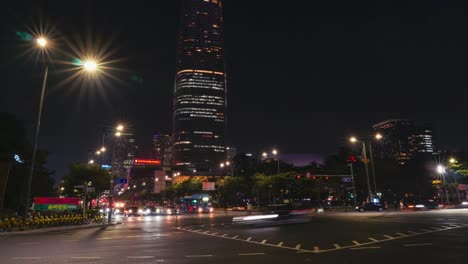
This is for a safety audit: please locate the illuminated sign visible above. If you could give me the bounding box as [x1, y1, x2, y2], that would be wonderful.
[133, 159, 161, 166]
[33, 197, 80, 211]
[34, 197, 79, 205]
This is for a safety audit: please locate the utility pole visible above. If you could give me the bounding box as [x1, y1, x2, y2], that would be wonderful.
[350, 163, 357, 207]
[362, 142, 372, 202]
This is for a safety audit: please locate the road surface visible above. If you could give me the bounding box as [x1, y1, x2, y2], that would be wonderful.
[1, 209, 467, 263]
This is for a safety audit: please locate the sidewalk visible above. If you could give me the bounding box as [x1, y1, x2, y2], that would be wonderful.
[0, 222, 118, 236]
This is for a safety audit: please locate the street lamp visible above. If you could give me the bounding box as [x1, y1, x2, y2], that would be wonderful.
[349, 137, 372, 202]
[436, 164, 448, 205]
[449, 158, 457, 164]
[25, 36, 50, 218]
[220, 161, 233, 176]
[262, 149, 280, 174]
[36, 37, 47, 48]
[89, 159, 95, 164]
[116, 124, 124, 131]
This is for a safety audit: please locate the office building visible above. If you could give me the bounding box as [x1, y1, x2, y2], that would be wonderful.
[372, 119, 437, 164]
[172, 0, 227, 172]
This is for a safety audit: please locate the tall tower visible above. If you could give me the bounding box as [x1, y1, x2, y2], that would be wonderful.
[172, 0, 226, 172]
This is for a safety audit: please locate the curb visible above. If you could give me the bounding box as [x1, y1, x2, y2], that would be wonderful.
[0, 222, 120, 236]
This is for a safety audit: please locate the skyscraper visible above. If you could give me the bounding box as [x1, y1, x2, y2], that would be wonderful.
[372, 119, 437, 164]
[172, 0, 226, 172]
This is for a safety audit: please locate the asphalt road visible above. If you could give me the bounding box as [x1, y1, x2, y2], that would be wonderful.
[1, 209, 468, 263]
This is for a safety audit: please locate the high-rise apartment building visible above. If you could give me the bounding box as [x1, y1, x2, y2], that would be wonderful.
[172, 0, 226, 172]
[372, 119, 437, 164]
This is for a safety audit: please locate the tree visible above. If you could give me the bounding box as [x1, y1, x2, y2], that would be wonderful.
[0, 112, 28, 210]
[62, 163, 110, 208]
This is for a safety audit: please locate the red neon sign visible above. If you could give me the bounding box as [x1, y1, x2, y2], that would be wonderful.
[134, 159, 161, 165]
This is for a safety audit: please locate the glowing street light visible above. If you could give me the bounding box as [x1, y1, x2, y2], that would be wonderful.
[220, 163, 225, 168]
[96, 151, 101, 155]
[89, 160, 95, 164]
[449, 158, 457, 164]
[83, 60, 97, 72]
[272, 149, 278, 156]
[375, 133, 383, 140]
[116, 124, 124, 131]
[436, 165, 446, 174]
[115, 131, 122, 137]
[36, 37, 47, 48]
[100, 147, 106, 152]
[349, 137, 358, 143]
[262, 152, 268, 157]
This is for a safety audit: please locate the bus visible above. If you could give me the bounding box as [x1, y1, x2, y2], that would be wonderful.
[180, 194, 213, 213]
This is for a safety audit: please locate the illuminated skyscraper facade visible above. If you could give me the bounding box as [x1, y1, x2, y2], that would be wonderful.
[173, 0, 226, 171]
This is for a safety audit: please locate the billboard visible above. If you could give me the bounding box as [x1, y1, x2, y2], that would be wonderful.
[33, 197, 80, 211]
[202, 182, 215, 191]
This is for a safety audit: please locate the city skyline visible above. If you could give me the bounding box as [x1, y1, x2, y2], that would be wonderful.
[1, 1, 468, 177]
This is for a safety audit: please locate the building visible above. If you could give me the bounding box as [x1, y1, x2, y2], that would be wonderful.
[127, 159, 163, 194]
[372, 119, 437, 164]
[112, 134, 138, 193]
[152, 132, 172, 160]
[408, 125, 436, 155]
[172, 0, 227, 173]
[226, 146, 237, 162]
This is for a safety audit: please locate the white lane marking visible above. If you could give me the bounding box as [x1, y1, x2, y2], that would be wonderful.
[396, 233, 407, 236]
[261, 240, 267, 244]
[383, 235, 394, 239]
[203, 231, 210, 234]
[212, 232, 218, 235]
[296, 244, 302, 250]
[277, 242, 284, 247]
[185, 255, 213, 258]
[333, 244, 341, 249]
[128, 256, 155, 259]
[368, 238, 379, 242]
[232, 235, 239, 239]
[352, 240, 360, 245]
[222, 234, 228, 237]
[96, 237, 113, 240]
[238, 253, 265, 256]
[64, 240, 79, 242]
[350, 246, 381, 250]
[71, 257, 102, 259]
[21, 242, 40, 245]
[440, 226, 451, 229]
[431, 227, 442, 230]
[421, 229, 431, 232]
[12, 257, 42, 260]
[403, 243, 432, 247]
[126, 234, 168, 238]
[407, 231, 417, 234]
[314, 246, 320, 253]
[246, 237, 252, 241]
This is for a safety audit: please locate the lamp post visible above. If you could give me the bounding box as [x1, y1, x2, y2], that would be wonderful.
[350, 137, 372, 202]
[437, 164, 448, 205]
[24, 37, 49, 218]
[220, 161, 233, 176]
[108, 124, 124, 223]
[262, 149, 280, 174]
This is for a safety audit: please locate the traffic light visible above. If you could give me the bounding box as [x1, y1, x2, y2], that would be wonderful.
[347, 155, 357, 163]
[312, 176, 316, 180]
[325, 176, 329, 182]
[296, 175, 301, 180]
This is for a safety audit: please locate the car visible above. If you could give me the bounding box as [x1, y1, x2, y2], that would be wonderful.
[142, 206, 157, 216]
[163, 206, 180, 215]
[124, 206, 142, 217]
[356, 203, 385, 212]
[196, 204, 214, 213]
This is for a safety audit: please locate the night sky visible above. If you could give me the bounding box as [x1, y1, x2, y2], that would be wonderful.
[2, 1, 468, 178]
